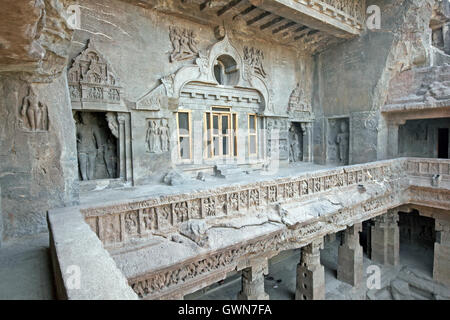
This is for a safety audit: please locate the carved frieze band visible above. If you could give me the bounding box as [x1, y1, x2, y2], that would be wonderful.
[83, 161, 395, 245]
[82, 159, 450, 247]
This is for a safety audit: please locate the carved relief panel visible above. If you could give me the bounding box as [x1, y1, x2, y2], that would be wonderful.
[146, 118, 170, 154]
[169, 26, 199, 62]
[68, 41, 123, 109]
[19, 86, 48, 132]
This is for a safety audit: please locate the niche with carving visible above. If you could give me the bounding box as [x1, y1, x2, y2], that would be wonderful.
[74, 111, 118, 181]
[327, 117, 350, 165]
[289, 122, 304, 163]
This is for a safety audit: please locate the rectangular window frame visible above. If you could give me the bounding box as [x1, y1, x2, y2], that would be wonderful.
[248, 113, 258, 157]
[204, 107, 238, 159]
[176, 110, 192, 162]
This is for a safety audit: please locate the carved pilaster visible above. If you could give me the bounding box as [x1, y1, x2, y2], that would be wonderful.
[386, 119, 406, 159]
[117, 113, 126, 179]
[301, 122, 313, 162]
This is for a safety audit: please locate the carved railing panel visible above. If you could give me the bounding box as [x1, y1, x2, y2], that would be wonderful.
[406, 158, 450, 177]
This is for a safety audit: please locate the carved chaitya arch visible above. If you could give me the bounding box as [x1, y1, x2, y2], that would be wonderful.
[136, 33, 274, 115]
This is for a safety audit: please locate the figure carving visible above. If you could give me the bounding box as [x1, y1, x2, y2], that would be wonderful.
[169, 26, 199, 62]
[289, 124, 302, 162]
[336, 121, 350, 165]
[76, 113, 102, 181]
[243, 46, 267, 78]
[159, 119, 170, 152]
[21, 86, 48, 131]
[146, 120, 161, 153]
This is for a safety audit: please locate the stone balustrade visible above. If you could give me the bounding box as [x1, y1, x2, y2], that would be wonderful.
[82, 159, 398, 248]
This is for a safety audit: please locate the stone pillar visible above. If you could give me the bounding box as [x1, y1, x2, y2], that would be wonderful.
[117, 114, 126, 180]
[433, 219, 450, 287]
[337, 223, 363, 287]
[296, 238, 325, 300]
[371, 210, 400, 266]
[301, 123, 313, 162]
[237, 259, 269, 300]
[386, 120, 405, 159]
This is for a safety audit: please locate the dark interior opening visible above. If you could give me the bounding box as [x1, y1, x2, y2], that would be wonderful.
[438, 128, 449, 158]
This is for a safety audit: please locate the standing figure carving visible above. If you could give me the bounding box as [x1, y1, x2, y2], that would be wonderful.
[146, 120, 161, 153]
[159, 119, 170, 152]
[76, 113, 102, 180]
[336, 121, 349, 165]
[289, 124, 302, 163]
[21, 86, 48, 131]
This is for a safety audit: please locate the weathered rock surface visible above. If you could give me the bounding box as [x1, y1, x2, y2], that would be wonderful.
[0, 0, 73, 78]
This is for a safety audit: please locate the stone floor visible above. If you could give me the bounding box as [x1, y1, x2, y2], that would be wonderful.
[0, 233, 55, 300]
[187, 237, 448, 300]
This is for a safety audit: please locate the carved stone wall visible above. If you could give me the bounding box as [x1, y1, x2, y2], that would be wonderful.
[0, 75, 79, 240]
